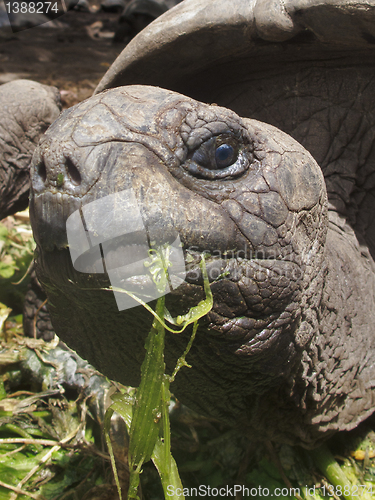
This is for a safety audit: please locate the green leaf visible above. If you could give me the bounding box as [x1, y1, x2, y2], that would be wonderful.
[105, 249, 213, 500]
[0, 262, 15, 279]
[128, 296, 165, 469]
[152, 437, 184, 500]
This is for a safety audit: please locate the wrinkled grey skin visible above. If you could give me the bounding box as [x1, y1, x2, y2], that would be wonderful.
[0, 80, 61, 219]
[30, 0, 375, 448]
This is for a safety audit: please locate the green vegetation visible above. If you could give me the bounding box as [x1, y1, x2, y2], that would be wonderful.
[0, 321, 115, 500]
[105, 248, 213, 500]
[0, 215, 34, 312]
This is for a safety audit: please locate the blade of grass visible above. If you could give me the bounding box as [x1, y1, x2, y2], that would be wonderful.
[104, 407, 123, 500]
[126, 296, 166, 499]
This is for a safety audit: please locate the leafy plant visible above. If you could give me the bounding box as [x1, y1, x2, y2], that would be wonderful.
[0, 216, 35, 312]
[104, 248, 213, 500]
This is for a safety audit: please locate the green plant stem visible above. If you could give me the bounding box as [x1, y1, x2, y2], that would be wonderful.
[127, 296, 166, 499]
[310, 444, 356, 500]
[3, 424, 43, 452]
[104, 408, 123, 499]
[105, 252, 212, 500]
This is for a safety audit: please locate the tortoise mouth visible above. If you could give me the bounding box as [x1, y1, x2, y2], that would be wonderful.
[40, 229, 301, 323]
[69, 243, 296, 283]
[71, 246, 302, 330]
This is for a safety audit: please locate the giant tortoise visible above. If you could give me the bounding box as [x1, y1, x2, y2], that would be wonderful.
[29, 0, 375, 448]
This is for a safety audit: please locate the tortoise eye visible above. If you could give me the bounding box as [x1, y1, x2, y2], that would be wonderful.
[184, 134, 250, 179]
[190, 135, 239, 171]
[215, 143, 236, 169]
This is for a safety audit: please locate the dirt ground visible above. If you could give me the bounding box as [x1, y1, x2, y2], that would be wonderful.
[0, 8, 124, 107]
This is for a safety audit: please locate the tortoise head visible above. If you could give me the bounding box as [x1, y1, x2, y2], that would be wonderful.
[30, 85, 328, 444]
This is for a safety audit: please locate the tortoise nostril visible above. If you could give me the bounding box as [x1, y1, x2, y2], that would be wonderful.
[66, 158, 81, 186]
[37, 161, 47, 183]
